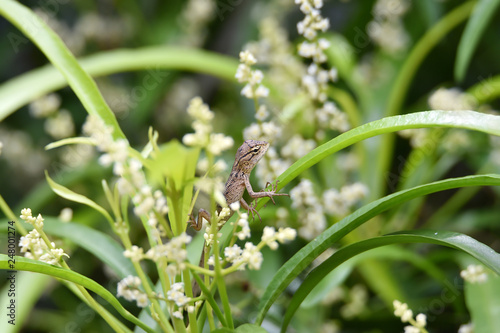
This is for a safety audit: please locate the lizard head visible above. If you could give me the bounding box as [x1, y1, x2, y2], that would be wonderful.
[233, 140, 270, 172]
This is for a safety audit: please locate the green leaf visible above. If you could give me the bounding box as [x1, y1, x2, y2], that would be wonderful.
[465, 270, 500, 333]
[0, 45, 238, 122]
[254, 110, 500, 210]
[0, 0, 125, 139]
[41, 217, 135, 279]
[255, 174, 500, 325]
[302, 245, 451, 308]
[281, 230, 500, 332]
[149, 140, 199, 235]
[45, 171, 114, 226]
[0, 255, 154, 333]
[455, 0, 500, 81]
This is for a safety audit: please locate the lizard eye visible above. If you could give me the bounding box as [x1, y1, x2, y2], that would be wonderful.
[251, 145, 261, 154]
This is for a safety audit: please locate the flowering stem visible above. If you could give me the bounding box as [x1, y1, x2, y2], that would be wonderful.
[211, 216, 234, 329]
[181, 270, 198, 333]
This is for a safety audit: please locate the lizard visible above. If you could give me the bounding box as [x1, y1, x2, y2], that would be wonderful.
[188, 140, 288, 295]
[189, 139, 289, 231]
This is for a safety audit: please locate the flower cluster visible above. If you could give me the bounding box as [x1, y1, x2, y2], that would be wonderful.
[167, 283, 193, 319]
[29, 93, 75, 139]
[368, 0, 410, 54]
[181, 0, 216, 46]
[290, 180, 368, 239]
[323, 183, 369, 218]
[19, 209, 69, 265]
[315, 101, 350, 135]
[182, 97, 234, 155]
[393, 300, 428, 333]
[145, 233, 192, 275]
[428, 87, 477, 111]
[244, 17, 304, 101]
[261, 226, 297, 250]
[82, 117, 169, 227]
[243, 121, 282, 143]
[82, 115, 129, 168]
[222, 226, 296, 270]
[294, 0, 349, 141]
[235, 50, 270, 100]
[117, 275, 149, 308]
[290, 179, 326, 240]
[460, 264, 488, 284]
[295, 0, 330, 41]
[295, 0, 334, 102]
[340, 285, 368, 319]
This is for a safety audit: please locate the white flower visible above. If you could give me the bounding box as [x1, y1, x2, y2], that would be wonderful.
[458, 323, 474, 333]
[117, 275, 148, 307]
[255, 105, 269, 121]
[58, 208, 73, 222]
[262, 226, 278, 250]
[167, 282, 191, 307]
[241, 242, 263, 270]
[224, 244, 243, 262]
[229, 201, 241, 211]
[281, 135, 316, 160]
[239, 50, 257, 65]
[460, 264, 488, 284]
[44, 109, 75, 139]
[235, 214, 251, 240]
[415, 313, 426, 327]
[29, 93, 61, 118]
[428, 87, 476, 111]
[207, 133, 234, 155]
[236, 50, 270, 101]
[124, 245, 144, 262]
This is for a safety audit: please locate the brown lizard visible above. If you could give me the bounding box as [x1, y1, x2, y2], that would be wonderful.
[188, 140, 288, 296]
[189, 139, 288, 231]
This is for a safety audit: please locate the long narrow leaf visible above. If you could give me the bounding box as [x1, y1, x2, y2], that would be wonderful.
[0, 46, 238, 122]
[0, 255, 154, 333]
[455, 0, 500, 81]
[281, 230, 500, 332]
[255, 110, 500, 210]
[0, 0, 125, 139]
[255, 174, 500, 324]
[45, 171, 114, 226]
[41, 217, 135, 278]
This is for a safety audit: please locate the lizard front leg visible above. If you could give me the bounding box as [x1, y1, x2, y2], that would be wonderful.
[244, 176, 289, 205]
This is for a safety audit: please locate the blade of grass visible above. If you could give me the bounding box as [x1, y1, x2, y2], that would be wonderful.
[0, 255, 155, 333]
[281, 230, 500, 332]
[255, 174, 500, 324]
[255, 110, 500, 210]
[455, 0, 500, 81]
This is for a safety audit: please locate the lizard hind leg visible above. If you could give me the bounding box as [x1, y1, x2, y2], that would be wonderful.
[239, 198, 262, 222]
